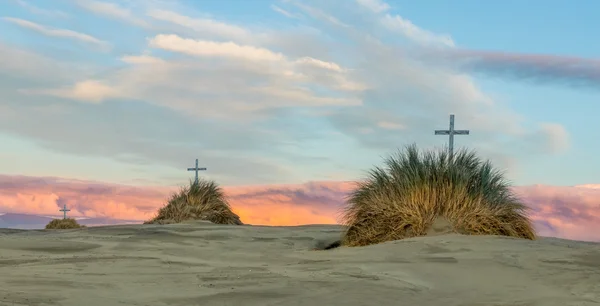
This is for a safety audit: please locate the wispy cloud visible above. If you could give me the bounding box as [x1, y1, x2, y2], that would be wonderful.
[12, 0, 69, 18]
[147, 9, 253, 42]
[120, 54, 167, 65]
[271, 5, 301, 19]
[536, 123, 570, 154]
[381, 14, 455, 47]
[292, 2, 350, 27]
[23, 28, 362, 109]
[416, 48, 600, 89]
[73, 0, 149, 27]
[295, 57, 345, 72]
[353, 0, 454, 47]
[1, 17, 110, 49]
[21, 80, 123, 103]
[148, 34, 285, 62]
[0, 43, 83, 81]
[355, 0, 390, 13]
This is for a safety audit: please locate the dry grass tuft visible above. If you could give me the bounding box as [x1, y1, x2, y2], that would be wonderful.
[341, 144, 536, 247]
[45, 218, 85, 229]
[144, 179, 243, 225]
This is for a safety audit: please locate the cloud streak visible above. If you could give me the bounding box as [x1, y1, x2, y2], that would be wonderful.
[73, 0, 148, 27]
[356, 0, 390, 13]
[12, 0, 69, 18]
[148, 34, 285, 62]
[381, 14, 455, 47]
[147, 9, 252, 42]
[1, 17, 110, 49]
[1, 175, 599, 241]
[416, 48, 600, 89]
[271, 5, 301, 19]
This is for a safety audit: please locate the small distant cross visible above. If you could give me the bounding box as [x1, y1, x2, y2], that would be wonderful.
[434, 114, 470, 160]
[59, 204, 71, 220]
[187, 158, 207, 185]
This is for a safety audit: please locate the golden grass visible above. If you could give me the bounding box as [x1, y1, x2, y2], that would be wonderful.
[45, 218, 85, 229]
[144, 179, 243, 225]
[341, 144, 536, 247]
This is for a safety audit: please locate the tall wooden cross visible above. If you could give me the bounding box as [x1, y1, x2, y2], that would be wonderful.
[59, 204, 71, 220]
[434, 114, 470, 160]
[187, 158, 207, 185]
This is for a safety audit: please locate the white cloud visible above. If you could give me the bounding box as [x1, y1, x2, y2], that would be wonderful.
[20, 41, 362, 115]
[22, 80, 122, 103]
[147, 9, 252, 42]
[74, 0, 149, 27]
[382, 14, 455, 47]
[292, 2, 349, 27]
[120, 55, 167, 65]
[148, 34, 285, 62]
[13, 0, 69, 18]
[0, 43, 84, 81]
[539, 123, 570, 153]
[356, 0, 390, 13]
[1, 17, 110, 49]
[329, 75, 369, 91]
[377, 121, 405, 130]
[144, 34, 362, 95]
[271, 5, 300, 19]
[295, 57, 344, 72]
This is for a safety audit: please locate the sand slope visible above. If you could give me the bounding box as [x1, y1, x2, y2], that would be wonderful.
[1, 221, 599, 306]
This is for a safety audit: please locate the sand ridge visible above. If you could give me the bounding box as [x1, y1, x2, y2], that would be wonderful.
[1, 221, 600, 306]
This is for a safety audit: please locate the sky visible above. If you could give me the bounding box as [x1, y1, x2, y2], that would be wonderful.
[1, 0, 599, 240]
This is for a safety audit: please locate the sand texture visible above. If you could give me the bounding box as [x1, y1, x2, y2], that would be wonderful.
[1, 221, 600, 306]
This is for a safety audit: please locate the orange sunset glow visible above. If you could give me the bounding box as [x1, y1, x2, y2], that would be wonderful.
[1, 175, 600, 241]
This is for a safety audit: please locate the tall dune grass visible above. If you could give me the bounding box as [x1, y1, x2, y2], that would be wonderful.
[341, 144, 536, 247]
[145, 179, 243, 225]
[45, 218, 85, 229]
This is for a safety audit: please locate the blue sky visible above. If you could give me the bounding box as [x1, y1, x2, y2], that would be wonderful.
[0, 0, 598, 187]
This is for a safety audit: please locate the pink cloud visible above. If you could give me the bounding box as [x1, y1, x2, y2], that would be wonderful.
[514, 184, 600, 241]
[0, 175, 599, 241]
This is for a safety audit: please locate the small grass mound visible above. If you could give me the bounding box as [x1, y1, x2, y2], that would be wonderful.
[145, 179, 243, 225]
[45, 218, 85, 229]
[341, 144, 536, 247]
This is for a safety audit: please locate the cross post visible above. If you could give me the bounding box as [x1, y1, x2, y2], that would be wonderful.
[187, 158, 207, 185]
[434, 114, 470, 160]
[59, 204, 71, 220]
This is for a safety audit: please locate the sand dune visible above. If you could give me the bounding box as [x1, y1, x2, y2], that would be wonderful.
[1, 222, 599, 306]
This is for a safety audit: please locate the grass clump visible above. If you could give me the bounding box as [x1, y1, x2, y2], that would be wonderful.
[341, 144, 536, 247]
[145, 179, 243, 225]
[45, 218, 85, 229]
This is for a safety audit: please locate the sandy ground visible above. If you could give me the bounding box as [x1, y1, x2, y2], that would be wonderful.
[1, 221, 600, 306]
